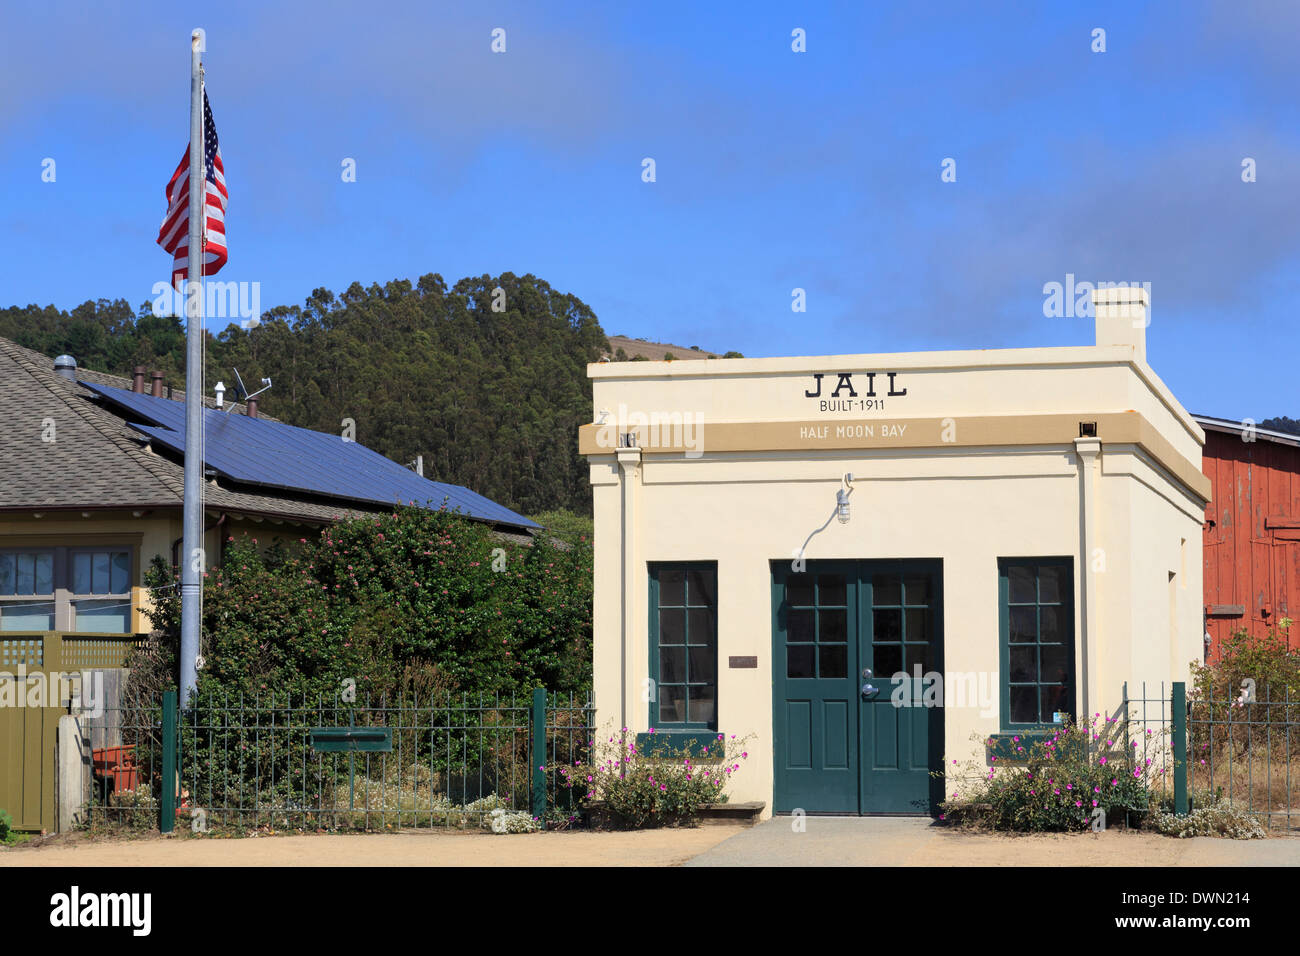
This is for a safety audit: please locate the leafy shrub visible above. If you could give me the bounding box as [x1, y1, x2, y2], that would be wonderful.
[124, 505, 593, 829]
[136, 504, 593, 704]
[941, 714, 1164, 832]
[1193, 618, 1299, 700]
[1191, 621, 1300, 739]
[0, 808, 11, 843]
[1188, 623, 1300, 816]
[549, 727, 752, 828]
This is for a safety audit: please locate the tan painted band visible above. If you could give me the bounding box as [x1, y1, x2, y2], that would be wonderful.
[578, 411, 1211, 503]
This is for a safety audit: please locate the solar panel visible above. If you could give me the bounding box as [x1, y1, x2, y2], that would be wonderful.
[82, 382, 539, 530]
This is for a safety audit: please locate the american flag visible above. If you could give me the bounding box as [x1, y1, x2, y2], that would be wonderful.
[157, 88, 228, 290]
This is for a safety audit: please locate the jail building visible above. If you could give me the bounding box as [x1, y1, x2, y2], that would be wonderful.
[579, 287, 1208, 816]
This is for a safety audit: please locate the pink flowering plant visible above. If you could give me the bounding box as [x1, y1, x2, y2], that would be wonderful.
[548, 725, 754, 828]
[939, 713, 1169, 832]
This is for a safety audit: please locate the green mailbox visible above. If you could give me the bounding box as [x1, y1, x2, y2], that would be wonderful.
[309, 726, 392, 753]
[310, 724, 392, 814]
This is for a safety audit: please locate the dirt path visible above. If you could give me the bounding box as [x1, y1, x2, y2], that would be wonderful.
[6, 818, 1296, 867]
[0, 827, 736, 867]
[685, 817, 1300, 866]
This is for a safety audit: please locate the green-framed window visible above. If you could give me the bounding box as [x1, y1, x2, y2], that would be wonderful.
[998, 557, 1075, 730]
[649, 563, 718, 731]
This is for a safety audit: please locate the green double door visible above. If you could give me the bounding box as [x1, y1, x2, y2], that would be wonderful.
[772, 560, 944, 815]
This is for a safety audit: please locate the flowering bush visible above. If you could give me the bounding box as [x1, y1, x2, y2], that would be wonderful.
[103, 785, 160, 832]
[1147, 801, 1265, 839]
[488, 808, 542, 833]
[548, 727, 752, 828]
[940, 714, 1164, 832]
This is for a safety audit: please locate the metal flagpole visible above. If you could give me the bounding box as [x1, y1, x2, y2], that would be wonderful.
[179, 28, 205, 704]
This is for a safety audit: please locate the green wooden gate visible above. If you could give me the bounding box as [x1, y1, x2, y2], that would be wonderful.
[772, 560, 944, 815]
[0, 637, 58, 831]
[0, 632, 144, 832]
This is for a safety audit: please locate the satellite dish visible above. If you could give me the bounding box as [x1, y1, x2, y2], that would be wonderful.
[228, 368, 273, 413]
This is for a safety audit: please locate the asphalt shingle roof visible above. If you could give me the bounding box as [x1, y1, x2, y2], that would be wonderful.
[0, 336, 534, 530]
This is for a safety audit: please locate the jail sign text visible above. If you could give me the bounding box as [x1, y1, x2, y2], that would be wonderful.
[804, 372, 908, 413]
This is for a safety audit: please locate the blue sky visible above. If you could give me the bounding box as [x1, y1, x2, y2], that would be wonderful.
[2, 0, 1297, 420]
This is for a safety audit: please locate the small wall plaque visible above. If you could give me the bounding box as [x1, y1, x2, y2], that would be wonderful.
[728, 656, 758, 669]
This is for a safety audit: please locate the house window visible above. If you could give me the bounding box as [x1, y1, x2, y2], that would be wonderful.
[0, 551, 56, 631]
[649, 563, 718, 730]
[0, 546, 135, 634]
[999, 558, 1075, 728]
[70, 549, 133, 633]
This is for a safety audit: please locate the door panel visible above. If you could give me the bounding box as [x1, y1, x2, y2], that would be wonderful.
[784, 700, 812, 768]
[823, 700, 850, 768]
[772, 563, 859, 813]
[861, 561, 944, 814]
[774, 559, 943, 815]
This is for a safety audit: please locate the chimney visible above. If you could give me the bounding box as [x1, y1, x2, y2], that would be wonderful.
[132, 366, 146, 393]
[53, 354, 77, 380]
[150, 371, 164, 397]
[246, 397, 259, 418]
[1092, 285, 1148, 363]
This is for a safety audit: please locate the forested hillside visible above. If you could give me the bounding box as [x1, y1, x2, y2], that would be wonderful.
[0, 273, 607, 515]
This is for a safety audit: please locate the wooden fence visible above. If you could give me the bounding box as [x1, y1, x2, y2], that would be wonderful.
[0, 632, 145, 831]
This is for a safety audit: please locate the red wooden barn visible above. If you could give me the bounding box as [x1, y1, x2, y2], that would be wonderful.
[1195, 415, 1300, 660]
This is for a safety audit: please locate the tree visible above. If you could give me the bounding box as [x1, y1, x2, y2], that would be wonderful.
[1260, 416, 1300, 437]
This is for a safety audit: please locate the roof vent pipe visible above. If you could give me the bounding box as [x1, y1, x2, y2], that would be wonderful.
[150, 371, 164, 397]
[214, 381, 225, 409]
[132, 366, 146, 392]
[54, 354, 77, 380]
[246, 397, 259, 418]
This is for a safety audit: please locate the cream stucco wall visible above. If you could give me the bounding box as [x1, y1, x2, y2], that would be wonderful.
[583, 292, 1208, 817]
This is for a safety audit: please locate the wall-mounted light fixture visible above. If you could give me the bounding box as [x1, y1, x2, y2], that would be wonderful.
[836, 473, 855, 524]
[797, 473, 858, 562]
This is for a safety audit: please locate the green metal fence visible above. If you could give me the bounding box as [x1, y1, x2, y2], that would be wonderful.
[1189, 682, 1298, 832]
[1117, 681, 1185, 823]
[83, 689, 167, 832]
[84, 688, 593, 833]
[1122, 680, 1300, 832]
